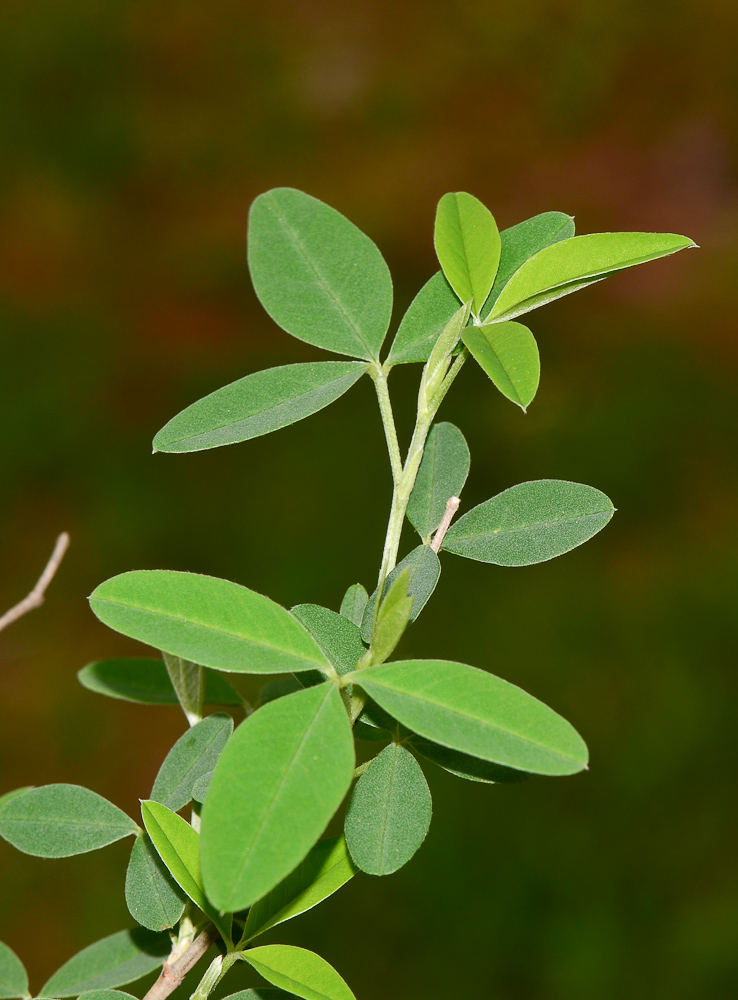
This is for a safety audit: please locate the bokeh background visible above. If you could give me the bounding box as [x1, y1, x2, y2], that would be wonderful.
[1, 2, 737, 998]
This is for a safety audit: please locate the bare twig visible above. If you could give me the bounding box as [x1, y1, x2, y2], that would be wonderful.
[430, 497, 460, 553]
[0, 532, 70, 634]
[143, 929, 214, 1000]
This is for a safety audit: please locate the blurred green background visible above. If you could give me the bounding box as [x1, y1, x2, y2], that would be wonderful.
[1, 2, 737, 998]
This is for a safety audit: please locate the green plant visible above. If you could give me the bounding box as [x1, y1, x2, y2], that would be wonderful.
[0, 189, 695, 1000]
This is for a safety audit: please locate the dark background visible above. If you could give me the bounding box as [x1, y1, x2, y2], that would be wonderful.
[1, 2, 737, 998]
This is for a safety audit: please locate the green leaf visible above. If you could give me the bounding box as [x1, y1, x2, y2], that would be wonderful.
[221, 992, 293, 1000]
[462, 321, 540, 411]
[489, 231, 696, 323]
[201, 683, 354, 912]
[0, 784, 137, 858]
[480, 211, 575, 320]
[259, 676, 303, 706]
[442, 479, 615, 566]
[248, 188, 393, 361]
[410, 736, 530, 784]
[290, 605, 365, 677]
[78, 658, 242, 706]
[387, 271, 461, 365]
[38, 930, 169, 998]
[338, 584, 368, 629]
[125, 834, 186, 932]
[350, 660, 588, 776]
[0, 789, 32, 812]
[141, 801, 231, 941]
[78, 991, 139, 1000]
[241, 946, 355, 1000]
[364, 570, 412, 664]
[0, 942, 28, 1000]
[243, 836, 357, 943]
[362, 546, 441, 643]
[151, 713, 233, 812]
[89, 571, 332, 675]
[406, 422, 470, 538]
[344, 743, 431, 876]
[153, 362, 368, 454]
[434, 192, 501, 315]
[191, 771, 213, 804]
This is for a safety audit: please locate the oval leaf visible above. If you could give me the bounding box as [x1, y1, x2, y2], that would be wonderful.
[463, 321, 540, 411]
[350, 659, 588, 776]
[201, 683, 354, 912]
[125, 835, 186, 932]
[89, 571, 331, 675]
[151, 713, 233, 812]
[489, 231, 696, 323]
[0, 942, 28, 1000]
[338, 584, 368, 629]
[78, 658, 241, 706]
[442, 479, 614, 566]
[0, 785, 137, 858]
[153, 362, 368, 454]
[410, 736, 530, 784]
[387, 271, 460, 365]
[362, 546, 441, 643]
[241, 945, 355, 1000]
[290, 605, 366, 677]
[248, 188, 393, 361]
[434, 192, 501, 315]
[345, 743, 432, 876]
[38, 930, 169, 998]
[243, 836, 357, 943]
[406, 422, 470, 538]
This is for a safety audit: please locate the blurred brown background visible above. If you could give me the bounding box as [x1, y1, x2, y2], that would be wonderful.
[1, 1, 737, 998]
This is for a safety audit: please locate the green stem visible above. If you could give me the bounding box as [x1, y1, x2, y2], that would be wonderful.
[370, 364, 403, 484]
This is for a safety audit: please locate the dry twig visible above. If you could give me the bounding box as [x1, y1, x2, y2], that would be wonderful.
[0, 532, 70, 634]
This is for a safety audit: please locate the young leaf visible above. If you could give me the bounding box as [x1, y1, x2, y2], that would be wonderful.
[386, 271, 460, 365]
[290, 605, 366, 676]
[153, 362, 368, 454]
[141, 801, 231, 941]
[442, 479, 615, 566]
[125, 834, 186, 932]
[0, 785, 137, 858]
[462, 321, 540, 411]
[364, 569, 413, 663]
[361, 547, 441, 643]
[406, 422, 470, 538]
[241, 945, 355, 1000]
[488, 231, 696, 323]
[434, 192, 501, 315]
[480, 211, 575, 320]
[338, 584, 368, 628]
[89, 571, 332, 675]
[248, 188, 393, 361]
[77, 658, 242, 706]
[150, 713, 232, 812]
[410, 736, 530, 784]
[162, 653, 204, 723]
[38, 930, 169, 998]
[344, 742, 432, 876]
[0, 941, 28, 1000]
[243, 836, 357, 942]
[349, 659, 588, 776]
[201, 683, 354, 912]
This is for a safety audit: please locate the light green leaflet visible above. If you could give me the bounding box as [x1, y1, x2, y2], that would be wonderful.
[78, 658, 241, 706]
[406, 422, 470, 538]
[434, 192, 501, 315]
[125, 834, 186, 932]
[338, 584, 368, 629]
[243, 836, 357, 942]
[248, 188, 393, 361]
[0, 785, 137, 858]
[365, 569, 412, 664]
[153, 362, 368, 453]
[241, 946, 355, 1000]
[361, 546, 441, 643]
[480, 211, 575, 320]
[291, 604, 366, 676]
[344, 743, 432, 876]
[78, 991, 139, 1000]
[349, 659, 588, 776]
[387, 271, 460, 365]
[38, 930, 169, 998]
[462, 322, 540, 411]
[141, 801, 231, 941]
[151, 713, 233, 812]
[489, 231, 696, 323]
[89, 570, 332, 675]
[442, 479, 615, 566]
[410, 736, 530, 784]
[201, 683, 354, 912]
[0, 942, 28, 1000]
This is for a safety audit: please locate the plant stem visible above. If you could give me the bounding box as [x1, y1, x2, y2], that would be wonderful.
[143, 928, 214, 1000]
[0, 532, 70, 634]
[370, 364, 403, 485]
[190, 952, 238, 1000]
